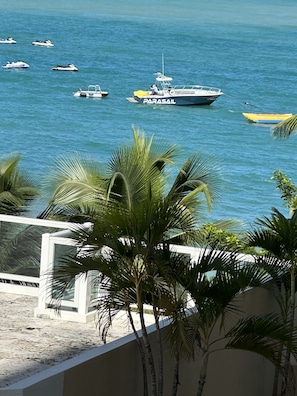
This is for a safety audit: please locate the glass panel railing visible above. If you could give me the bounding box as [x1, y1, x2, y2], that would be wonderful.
[0, 222, 44, 277]
[52, 243, 77, 302]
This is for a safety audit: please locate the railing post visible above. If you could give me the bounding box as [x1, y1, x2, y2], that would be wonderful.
[37, 233, 53, 310]
[76, 272, 91, 317]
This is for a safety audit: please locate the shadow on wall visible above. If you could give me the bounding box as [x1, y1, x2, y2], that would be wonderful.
[0, 287, 278, 396]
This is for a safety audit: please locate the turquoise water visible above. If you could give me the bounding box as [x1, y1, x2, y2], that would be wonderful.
[0, 0, 297, 226]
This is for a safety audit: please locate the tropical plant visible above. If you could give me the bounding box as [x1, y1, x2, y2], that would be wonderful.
[271, 115, 297, 140]
[0, 154, 40, 275]
[272, 170, 297, 214]
[0, 154, 37, 215]
[164, 245, 297, 396]
[45, 129, 297, 396]
[246, 207, 297, 396]
[49, 128, 223, 396]
[199, 220, 257, 253]
[39, 152, 103, 222]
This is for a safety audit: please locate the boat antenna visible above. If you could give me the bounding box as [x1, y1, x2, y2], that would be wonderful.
[162, 53, 164, 75]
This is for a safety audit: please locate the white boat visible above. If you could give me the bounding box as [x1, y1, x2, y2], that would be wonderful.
[0, 37, 16, 44]
[52, 64, 78, 71]
[2, 61, 29, 69]
[73, 85, 109, 98]
[127, 56, 223, 106]
[32, 39, 54, 47]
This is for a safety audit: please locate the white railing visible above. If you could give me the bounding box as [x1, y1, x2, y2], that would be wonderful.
[0, 214, 254, 323]
[0, 273, 39, 296]
[173, 84, 222, 93]
[0, 214, 75, 228]
[0, 215, 75, 297]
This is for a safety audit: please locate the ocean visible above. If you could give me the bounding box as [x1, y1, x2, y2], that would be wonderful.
[0, 0, 296, 227]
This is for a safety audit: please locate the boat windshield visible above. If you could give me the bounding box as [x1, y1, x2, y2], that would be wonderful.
[88, 85, 101, 92]
[155, 72, 173, 89]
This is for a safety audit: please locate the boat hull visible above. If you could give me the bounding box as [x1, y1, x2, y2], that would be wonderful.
[32, 41, 54, 47]
[0, 40, 16, 44]
[2, 61, 29, 69]
[0, 37, 16, 44]
[242, 113, 293, 124]
[130, 94, 221, 106]
[52, 67, 78, 71]
[74, 91, 109, 98]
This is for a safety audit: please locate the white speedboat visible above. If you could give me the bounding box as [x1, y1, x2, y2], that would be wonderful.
[73, 85, 109, 98]
[128, 72, 223, 106]
[32, 39, 54, 47]
[127, 56, 223, 106]
[2, 61, 29, 69]
[0, 37, 16, 44]
[52, 63, 78, 71]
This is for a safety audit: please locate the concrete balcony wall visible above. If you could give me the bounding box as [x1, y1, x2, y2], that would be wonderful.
[0, 288, 281, 396]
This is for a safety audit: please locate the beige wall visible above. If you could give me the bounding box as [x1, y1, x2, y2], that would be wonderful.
[0, 287, 288, 396]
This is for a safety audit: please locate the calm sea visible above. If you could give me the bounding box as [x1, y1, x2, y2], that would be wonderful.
[0, 0, 296, 227]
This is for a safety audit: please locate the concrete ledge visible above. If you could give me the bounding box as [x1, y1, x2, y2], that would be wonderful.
[0, 329, 144, 396]
[0, 274, 39, 297]
[33, 307, 97, 323]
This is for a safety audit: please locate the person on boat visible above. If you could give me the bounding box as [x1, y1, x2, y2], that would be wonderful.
[150, 83, 159, 95]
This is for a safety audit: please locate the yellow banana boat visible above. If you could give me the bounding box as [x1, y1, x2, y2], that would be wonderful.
[242, 113, 293, 124]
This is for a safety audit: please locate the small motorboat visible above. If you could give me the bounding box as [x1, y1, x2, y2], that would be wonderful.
[0, 37, 16, 44]
[242, 113, 293, 124]
[2, 61, 29, 69]
[52, 64, 78, 71]
[32, 39, 54, 47]
[127, 55, 223, 106]
[73, 85, 109, 98]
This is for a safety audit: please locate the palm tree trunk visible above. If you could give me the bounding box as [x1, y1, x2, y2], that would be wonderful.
[272, 346, 283, 396]
[139, 306, 157, 396]
[136, 281, 157, 396]
[153, 304, 163, 396]
[281, 269, 296, 396]
[127, 307, 148, 396]
[172, 354, 180, 396]
[197, 352, 209, 396]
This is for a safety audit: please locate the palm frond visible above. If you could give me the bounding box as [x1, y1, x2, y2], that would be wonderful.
[0, 154, 37, 215]
[272, 114, 297, 140]
[247, 207, 297, 259]
[165, 312, 199, 359]
[167, 154, 222, 212]
[42, 153, 103, 207]
[226, 313, 297, 365]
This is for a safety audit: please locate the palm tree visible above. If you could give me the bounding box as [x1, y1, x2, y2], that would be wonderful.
[49, 128, 223, 396]
[165, 246, 297, 396]
[246, 207, 297, 396]
[0, 154, 40, 274]
[0, 154, 37, 215]
[41, 127, 222, 221]
[46, 130, 297, 395]
[271, 115, 297, 139]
